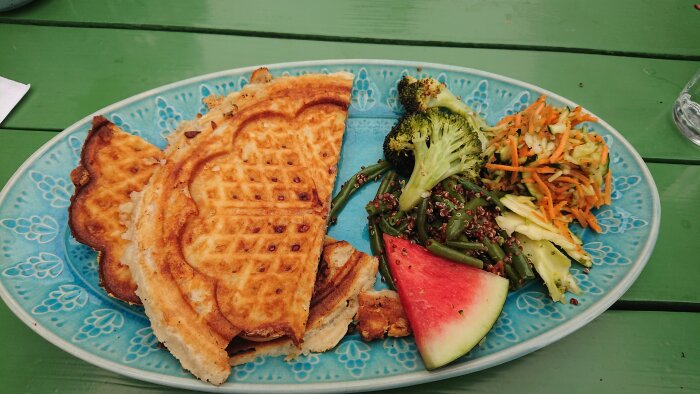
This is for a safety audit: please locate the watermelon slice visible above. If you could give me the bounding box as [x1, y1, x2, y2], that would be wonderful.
[384, 234, 509, 369]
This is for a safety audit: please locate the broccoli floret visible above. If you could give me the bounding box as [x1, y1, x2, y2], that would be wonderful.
[385, 108, 483, 211]
[398, 76, 487, 148]
[382, 121, 416, 177]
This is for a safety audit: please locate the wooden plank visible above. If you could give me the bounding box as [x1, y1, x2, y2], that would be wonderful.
[2, 0, 699, 58]
[622, 163, 700, 304]
[0, 130, 697, 304]
[0, 130, 55, 187]
[0, 304, 697, 393]
[1, 25, 698, 160]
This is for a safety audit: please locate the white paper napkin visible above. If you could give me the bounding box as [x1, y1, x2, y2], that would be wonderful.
[0, 76, 30, 124]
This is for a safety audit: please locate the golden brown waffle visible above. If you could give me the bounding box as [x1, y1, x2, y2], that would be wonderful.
[227, 237, 378, 366]
[124, 71, 354, 384]
[69, 116, 163, 304]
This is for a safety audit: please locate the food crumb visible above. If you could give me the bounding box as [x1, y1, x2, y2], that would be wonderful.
[569, 298, 579, 305]
[184, 130, 201, 139]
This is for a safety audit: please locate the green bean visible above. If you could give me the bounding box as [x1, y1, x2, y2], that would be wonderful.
[504, 264, 520, 287]
[369, 222, 383, 255]
[500, 231, 535, 280]
[445, 211, 466, 241]
[512, 252, 534, 281]
[453, 198, 488, 231]
[456, 234, 471, 242]
[463, 197, 489, 211]
[442, 177, 465, 204]
[365, 198, 394, 217]
[396, 220, 409, 233]
[365, 171, 399, 217]
[378, 255, 396, 290]
[425, 239, 484, 269]
[377, 171, 397, 195]
[482, 237, 506, 263]
[369, 223, 395, 290]
[379, 216, 402, 237]
[431, 195, 457, 212]
[393, 209, 411, 233]
[416, 198, 429, 243]
[456, 178, 506, 211]
[329, 161, 391, 223]
[445, 240, 486, 251]
[387, 210, 406, 227]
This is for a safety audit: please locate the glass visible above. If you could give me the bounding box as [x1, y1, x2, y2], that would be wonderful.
[673, 69, 700, 146]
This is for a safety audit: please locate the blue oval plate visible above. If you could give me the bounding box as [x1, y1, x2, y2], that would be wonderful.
[0, 60, 660, 392]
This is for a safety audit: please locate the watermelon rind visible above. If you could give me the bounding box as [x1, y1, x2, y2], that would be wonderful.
[420, 277, 508, 369]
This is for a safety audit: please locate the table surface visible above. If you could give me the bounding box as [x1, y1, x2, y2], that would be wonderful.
[1, 1, 699, 393]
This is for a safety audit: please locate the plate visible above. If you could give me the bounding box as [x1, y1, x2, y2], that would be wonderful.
[0, 60, 660, 392]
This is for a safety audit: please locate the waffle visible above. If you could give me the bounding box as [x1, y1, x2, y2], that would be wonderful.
[227, 237, 378, 366]
[69, 116, 163, 304]
[124, 70, 354, 384]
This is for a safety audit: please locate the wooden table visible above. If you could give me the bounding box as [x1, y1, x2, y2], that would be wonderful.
[1, 1, 699, 392]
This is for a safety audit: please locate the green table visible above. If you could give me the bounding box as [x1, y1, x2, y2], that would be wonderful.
[1, 1, 699, 392]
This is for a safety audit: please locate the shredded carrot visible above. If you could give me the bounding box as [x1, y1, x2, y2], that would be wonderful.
[554, 176, 580, 185]
[587, 212, 602, 233]
[593, 181, 603, 208]
[600, 144, 608, 166]
[509, 136, 519, 182]
[485, 163, 538, 172]
[519, 145, 531, 158]
[531, 172, 554, 210]
[482, 96, 612, 230]
[545, 194, 555, 220]
[538, 203, 550, 222]
[532, 209, 548, 223]
[553, 200, 567, 217]
[568, 170, 592, 185]
[575, 184, 585, 202]
[536, 167, 558, 174]
[555, 220, 575, 242]
[549, 128, 570, 162]
[571, 208, 588, 228]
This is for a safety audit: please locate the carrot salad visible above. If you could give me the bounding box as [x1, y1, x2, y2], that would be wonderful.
[481, 95, 611, 232]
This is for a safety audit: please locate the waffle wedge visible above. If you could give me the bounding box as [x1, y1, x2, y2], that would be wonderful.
[227, 237, 378, 366]
[124, 70, 354, 384]
[69, 116, 163, 304]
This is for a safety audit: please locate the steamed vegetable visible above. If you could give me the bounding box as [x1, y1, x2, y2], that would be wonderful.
[397, 76, 488, 148]
[384, 109, 483, 211]
[516, 234, 581, 303]
[329, 161, 391, 223]
[496, 194, 591, 267]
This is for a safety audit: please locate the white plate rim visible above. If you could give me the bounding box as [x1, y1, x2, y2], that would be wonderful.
[0, 59, 661, 393]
